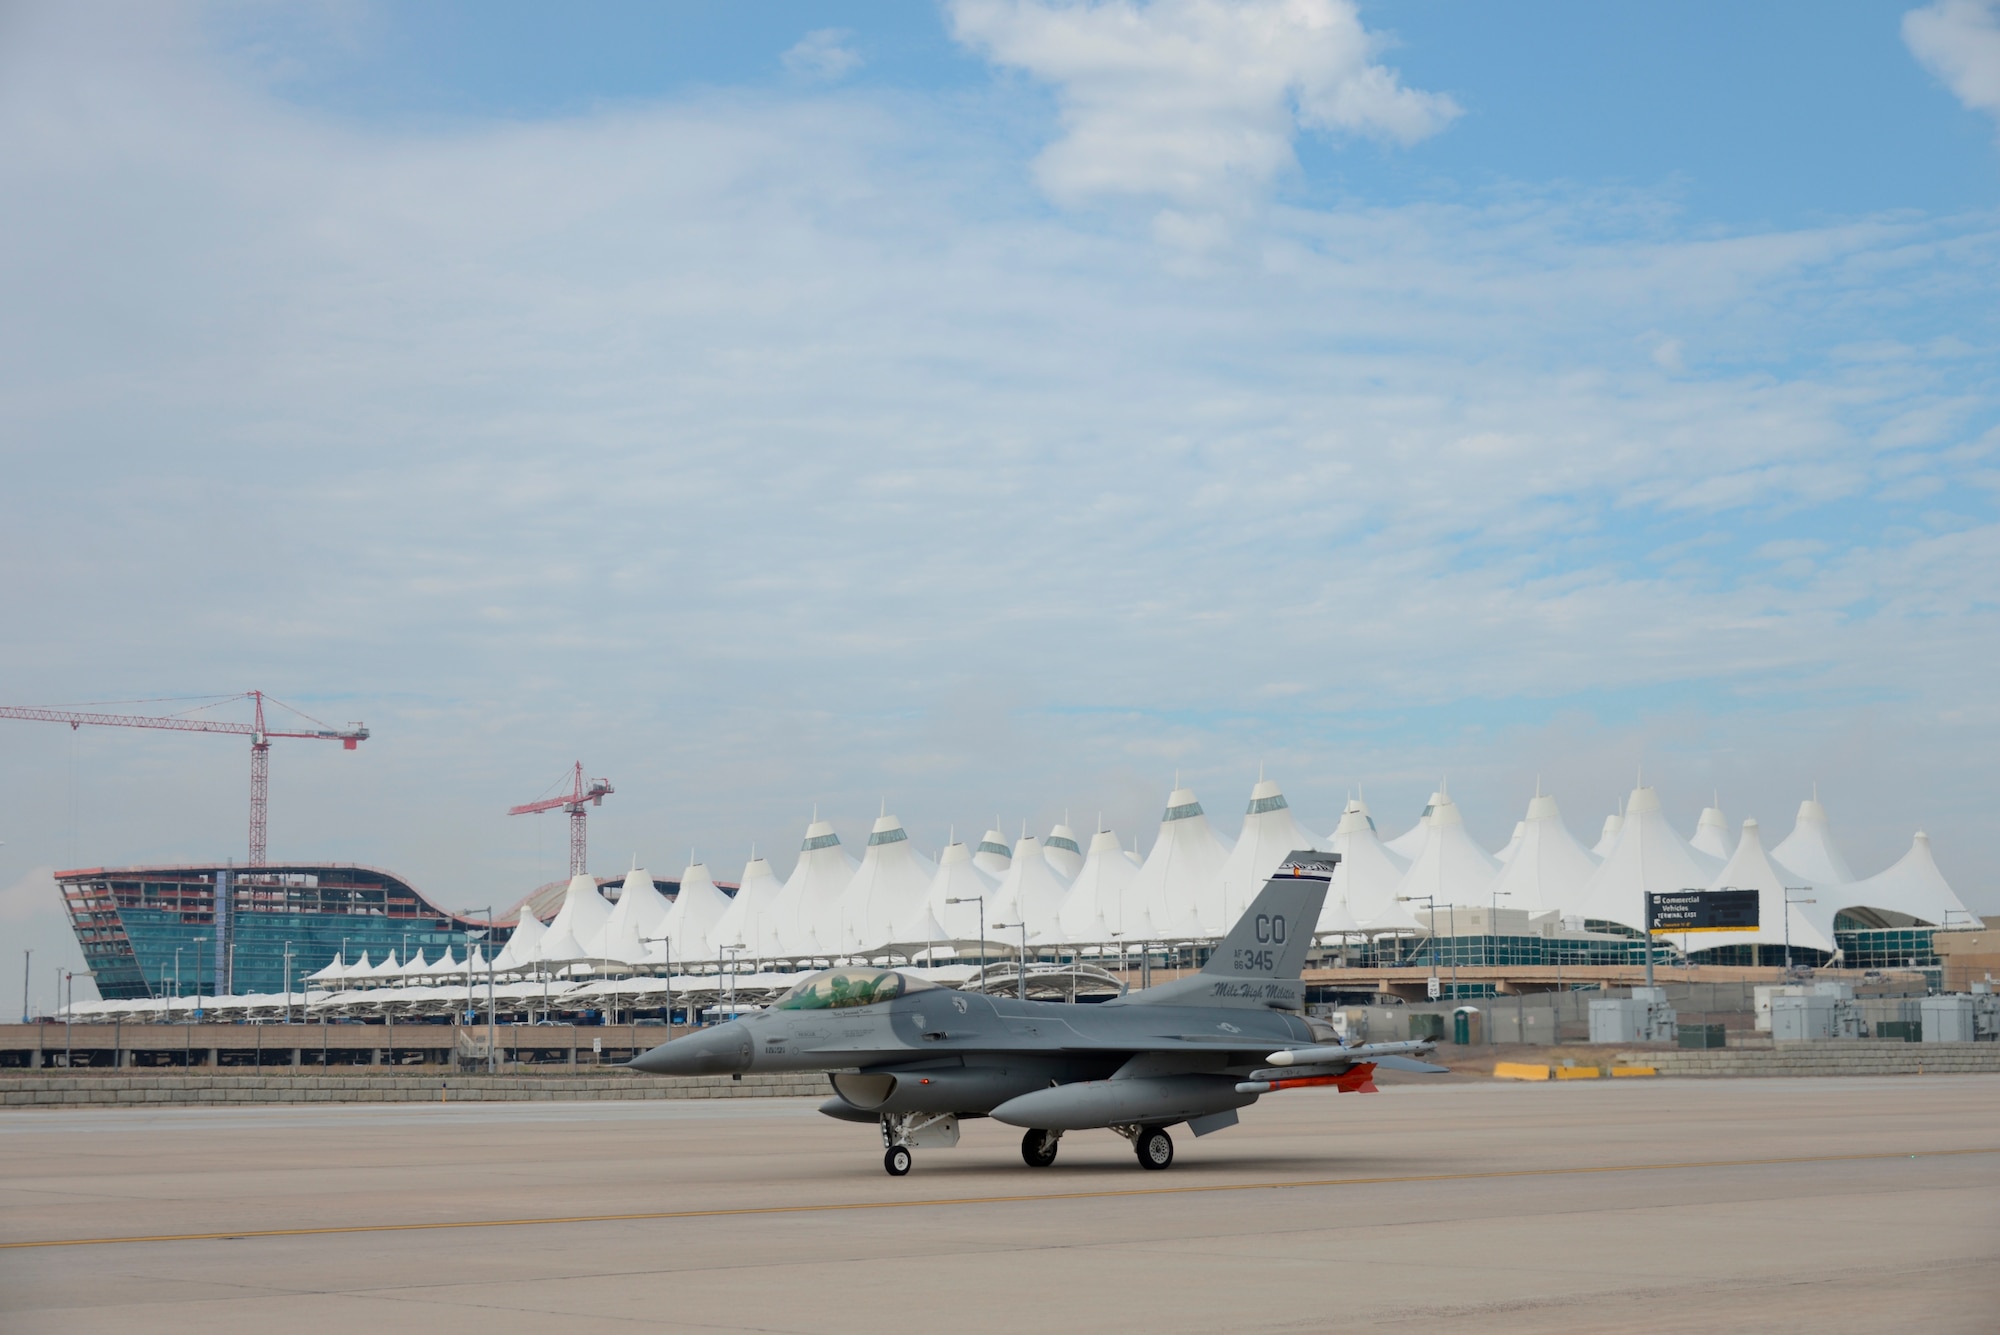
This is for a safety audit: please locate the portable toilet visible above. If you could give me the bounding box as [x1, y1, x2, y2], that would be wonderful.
[1452, 1006, 1483, 1045]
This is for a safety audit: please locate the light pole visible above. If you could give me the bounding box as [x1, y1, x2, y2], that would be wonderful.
[1783, 887, 1816, 973]
[192, 935, 208, 1021]
[643, 935, 673, 1028]
[1487, 887, 1511, 968]
[992, 922, 1029, 1000]
[722, 943, 745, 1018]
[1399, 894, 1441, 1001]
[945, 896, 987, 967]
[20, 948, 29, 1024]
[483, 908, 495, 1073]
[63, 970, 73, 1067]
[282, 941, 294, 1024]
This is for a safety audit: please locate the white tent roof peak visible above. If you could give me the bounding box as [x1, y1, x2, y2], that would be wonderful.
[1486, 790, 1597, 916]
[662, 859, 736, 963]
[770, 817, 858, 957]
[925, 838, 1000, 944]
[1691, 801, 1734, 860]
[1133, 785, 1235, 937]
[603, 864, 671, 950]
[495, 904, 547, 971]
[1688, 817, 1837, 956]
[1384, 790, 1443, 861]
[1591, 812, 1624, 859]
[837, 813, 937, 954]
[1044, 823, 1085, 878]
[1390, 789, 1499, 909]
[1771, 796, 1856, 887]
[1333, 800, 1417, 934]
[1836, 829, 1980, 932]
[973, 826, 1012, 877]
[1576, 785, 1721, 931]
[1218, 774, 1323, 929]
[538, 873, 612, 963]
[1057, 826, 1145, 943]
[713, 853, 786, 958]
[1495, 821, 1526, 865]
[988, 833, 1072, 942]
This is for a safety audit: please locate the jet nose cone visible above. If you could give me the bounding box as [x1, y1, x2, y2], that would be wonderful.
[627, 1023, 754, 1076]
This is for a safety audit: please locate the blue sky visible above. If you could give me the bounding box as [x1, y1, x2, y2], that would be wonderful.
[3, 0, 1998, 1003]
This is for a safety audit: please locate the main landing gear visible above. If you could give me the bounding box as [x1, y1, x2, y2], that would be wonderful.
[1135, 1126, 1174, 1170]
[1021, 1129, 1061, 1167]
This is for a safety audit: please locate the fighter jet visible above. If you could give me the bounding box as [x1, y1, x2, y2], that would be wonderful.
[629, 851, 1446, 1175]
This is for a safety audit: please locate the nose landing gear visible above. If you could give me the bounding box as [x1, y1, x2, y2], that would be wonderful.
[884, 1145, 912, 1176]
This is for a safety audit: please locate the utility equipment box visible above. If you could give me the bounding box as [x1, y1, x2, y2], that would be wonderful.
[1679, 1023, 1727, 1049]
[1920, 995, 1977, 1043]
[1590, 993, 1675, 1044]
[1772, 994, 1862, 1041]
[1408, 1013, 1446, 1042]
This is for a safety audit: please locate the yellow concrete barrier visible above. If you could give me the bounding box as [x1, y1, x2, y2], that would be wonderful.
[1493, 1062, 1551, 1081]
[1610, 1066, 1657, 1077]
[1554, 1065, 1602, 1080]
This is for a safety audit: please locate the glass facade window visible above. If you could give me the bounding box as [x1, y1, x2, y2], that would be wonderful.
[801, 833, 842, 852]
[1246, 794, 1290, 814]
[866, 827, 909, 846]
[1162, 801, 1204, 821]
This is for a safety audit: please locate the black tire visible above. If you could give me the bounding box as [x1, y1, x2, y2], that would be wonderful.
[1021, 1130, 1059, 1168]
[884, 1145, 912, 1176]
[1135, 1127, 1173, 1171]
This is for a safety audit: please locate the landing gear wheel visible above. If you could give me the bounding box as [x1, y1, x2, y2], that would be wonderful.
[1135, 1127, 1174, 1170]
[1021, 1130, 1060, 1168]
[884, 1145, 912, 1176]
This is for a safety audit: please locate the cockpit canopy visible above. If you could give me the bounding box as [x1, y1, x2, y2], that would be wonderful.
[772, 967, 939, 1011]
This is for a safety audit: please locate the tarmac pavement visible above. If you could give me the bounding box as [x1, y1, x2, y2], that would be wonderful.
[3, 1074, 1995, 1333]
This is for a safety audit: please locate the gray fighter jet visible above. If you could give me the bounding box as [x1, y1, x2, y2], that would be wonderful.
[629, 851, 1446, 1174]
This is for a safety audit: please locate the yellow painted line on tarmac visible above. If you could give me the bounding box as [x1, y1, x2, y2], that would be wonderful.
[5, 1146, 1994, 1251]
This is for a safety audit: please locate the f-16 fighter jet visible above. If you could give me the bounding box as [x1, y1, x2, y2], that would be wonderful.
[629, 851, 1446, 1175]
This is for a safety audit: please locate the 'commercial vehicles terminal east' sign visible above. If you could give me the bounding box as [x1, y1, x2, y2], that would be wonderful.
[1646, 889, 1760, 934]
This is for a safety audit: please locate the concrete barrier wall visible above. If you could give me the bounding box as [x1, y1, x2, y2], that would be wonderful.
[0, 1070, 826, 1107]
[1616, 1041, 2000, 1078]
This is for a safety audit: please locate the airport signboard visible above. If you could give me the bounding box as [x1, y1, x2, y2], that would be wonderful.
[1646, 889, 1759, 934]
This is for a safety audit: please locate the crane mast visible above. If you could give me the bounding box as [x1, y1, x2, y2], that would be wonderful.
[508, 762, 614, 879]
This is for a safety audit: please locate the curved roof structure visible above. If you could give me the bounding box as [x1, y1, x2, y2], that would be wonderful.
[1391, 787, 1500, 909]
[1576, 787, 1720, 931]
[836, 814, 937, 954]
[713, 855, 785, 958]
[1216, 778, 1323, 923]
[1835, 831, 1981, 931]
[1591, 812, 1624, 858]
[925, 838, 999, 944]
[988, 832, 1073, 943]
[1770, 796, 1857, 888]
[1329, 800, 1415, 933]
[1685, 817, 1837, 957]
[602, 865, 671, 956]
[660, 860, 734, 963]
[537, 873, 612, 964]
[1043, 823, 1085, 879]
[1057, 827, 1144, 944]
[1129, 786, 1234, 938]
[1690, 802, 1735, 861]
[1383, 790, 1442, 862]
[1486, 791, 1598, 915]
[973, 827, 1013, 878]
[770, 819, 858, 958]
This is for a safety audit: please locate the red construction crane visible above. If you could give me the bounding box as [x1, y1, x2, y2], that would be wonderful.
[508, 762, 613, 879]
[0, 690, 368, 866]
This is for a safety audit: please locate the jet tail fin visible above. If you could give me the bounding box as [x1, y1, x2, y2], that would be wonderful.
[1112, 851, 1334, 1010]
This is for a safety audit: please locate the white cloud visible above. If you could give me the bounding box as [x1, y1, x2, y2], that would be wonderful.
[782, 28, 863, 81]
[948, 0, 1459, 207]
[0, 8, 1994, 912]
[1905, 0, 2000, 133]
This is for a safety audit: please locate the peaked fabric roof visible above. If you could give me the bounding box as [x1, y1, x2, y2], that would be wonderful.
[1485, 792, 1598, 915]
[494, 905, 546, 971]
[1770, 797, 1856, 887]
[713, 855, 785, 958]
[972, 827, 1013, 878]
[770, 819, 858, 957]
[1836, 831, 1981, 931]
[1043, 823, 1085, 879]
[1688, 817, 1837, 956]
[988, 832, 1073, 943]
[1391, 788, 1500, 909]
[1495, 821, 1525, 866]
[1690, 804, 1735, 860]
[1332, 801, 1417, 933]
[836, 814, 937, 954]
[1383, 790, 1442, 862]
[1128, 786, 1234, 937]
[1577, 787, 1720, 931]
[536, 874, 612, 963]
[660, 860, 735, 963]
[1057, 827, 1145, 944]
[1216, 778, 1324, 924]
[924, 840, 998, 944]
[1591, 813, 1624, 858]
